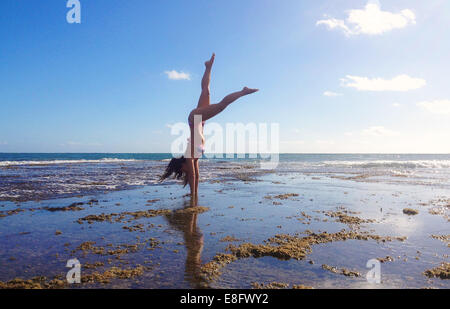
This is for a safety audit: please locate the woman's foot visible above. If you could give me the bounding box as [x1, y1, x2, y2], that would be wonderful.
[242, 87, 259, 95]
[205, 53, 215, 68]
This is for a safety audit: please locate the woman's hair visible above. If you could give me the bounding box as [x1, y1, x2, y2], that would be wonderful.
[160, 156, 188, 187]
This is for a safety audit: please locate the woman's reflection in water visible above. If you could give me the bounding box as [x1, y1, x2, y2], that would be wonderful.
[165, 196, 208, 288]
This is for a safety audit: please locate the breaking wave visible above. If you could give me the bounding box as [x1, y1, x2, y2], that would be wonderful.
[0, 158, 138, 167]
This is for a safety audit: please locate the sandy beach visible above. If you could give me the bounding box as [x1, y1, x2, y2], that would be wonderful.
[0, 155, 448, 289]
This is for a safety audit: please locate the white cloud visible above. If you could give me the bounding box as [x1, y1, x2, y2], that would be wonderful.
[417, 100, 450, 115]
[317, 18, 353, 35]
[164, 70, 191, 81]
[341, 74, 426, 91]
[166, 123, 178, 129]
[317, 2, 416, 36]
[361, 126, 400, 137]
[323, 91, 343, 97]
[392, 103, 401, 107]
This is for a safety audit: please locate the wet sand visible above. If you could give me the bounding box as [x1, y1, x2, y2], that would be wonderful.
[0, 170, 449, 289]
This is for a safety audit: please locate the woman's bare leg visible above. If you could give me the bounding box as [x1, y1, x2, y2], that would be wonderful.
[194, 159, 199, 196]
[191, 87, 258, 122]
[185, 158, 196, 197]
[197, 53, 215, 109]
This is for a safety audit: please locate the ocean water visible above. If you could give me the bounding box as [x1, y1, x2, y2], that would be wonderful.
[0, 153, 449, 288]
[1, 153, 450, 202]
[2, 153, 450, 167]
[2, 152, 450, 164]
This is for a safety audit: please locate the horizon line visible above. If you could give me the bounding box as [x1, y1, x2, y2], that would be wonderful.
[1, 152, 450, 155]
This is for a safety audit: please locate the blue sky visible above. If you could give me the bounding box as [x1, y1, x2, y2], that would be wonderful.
[1, 0, 449, 153]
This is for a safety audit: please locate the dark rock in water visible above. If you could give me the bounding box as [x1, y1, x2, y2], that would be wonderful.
[403, 208, 419, 215]
[43, 203, 85, 212]
[321, 264, 361, 277]
[423, 263, 450, 280]
[377, 256, 394, 263]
